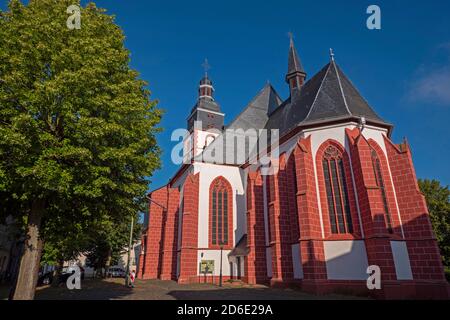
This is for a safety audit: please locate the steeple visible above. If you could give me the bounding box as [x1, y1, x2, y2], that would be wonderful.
[199, 59, 215, 101]
[286, 33, 306, 95]
[187, 59, 224, 132]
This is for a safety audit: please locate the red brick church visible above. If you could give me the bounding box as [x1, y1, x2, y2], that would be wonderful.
[138, 39, 449, 299]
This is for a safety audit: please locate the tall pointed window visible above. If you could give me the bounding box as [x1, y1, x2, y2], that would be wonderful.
[371, 149, 393, 234]
[210, 177, 233, 247]
[322, 146, 353, 234]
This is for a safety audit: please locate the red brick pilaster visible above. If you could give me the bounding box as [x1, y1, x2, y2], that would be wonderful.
[286, 154, 300, 248]
[266, 154, 294, 285]
[384, 136, 449, 299]
[245, 170, 268, 285]
[346, 128, 397, 284]
[142, 186, 168, 279]
[294, 137, 327, 292]
[178, 173, 200, 284]
[160, 187, 181, 281]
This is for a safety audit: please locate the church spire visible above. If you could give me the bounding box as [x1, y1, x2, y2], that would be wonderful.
[286, 33, 306, 95]
[199, 59, 214, 101]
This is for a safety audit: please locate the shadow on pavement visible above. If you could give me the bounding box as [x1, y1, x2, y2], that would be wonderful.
[167, 287, 365, 300]
[3, 279, 367, 300]
[35, 279, 134, 300]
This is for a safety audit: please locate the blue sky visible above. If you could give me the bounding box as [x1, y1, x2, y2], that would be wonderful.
[2, 1, 450, 189]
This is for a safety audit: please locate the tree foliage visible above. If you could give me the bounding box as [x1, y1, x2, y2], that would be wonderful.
[0, 0, 161, 298]
[84, 213, 142, 272]
[419, 179, 450, 267]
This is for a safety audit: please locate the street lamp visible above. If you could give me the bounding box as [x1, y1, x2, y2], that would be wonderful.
[219, 242, 224, 287]
[125, 215, 134, 287]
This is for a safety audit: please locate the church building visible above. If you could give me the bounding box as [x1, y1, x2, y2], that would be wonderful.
[138, 38, 449, 299]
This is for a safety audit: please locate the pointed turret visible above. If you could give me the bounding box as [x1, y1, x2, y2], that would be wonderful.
[286, 35, 306, 95]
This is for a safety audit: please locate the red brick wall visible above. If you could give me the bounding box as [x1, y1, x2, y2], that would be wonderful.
[178, 173, 200, 284]
[346, 128, 397, 282]
[160, 187, 181, 281]
[384, 136, 446, 283]
[293, 137, 327, 289]
[367, 139, 403, 236]
[141, 186, 168, 279]
[286, 154, 300, 244]
[245, 170, 268, 284]
[266, 154, 294, 284]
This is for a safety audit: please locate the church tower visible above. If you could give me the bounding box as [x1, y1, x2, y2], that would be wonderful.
[187, 60, 225, 132]
[185, 60, 225, 160]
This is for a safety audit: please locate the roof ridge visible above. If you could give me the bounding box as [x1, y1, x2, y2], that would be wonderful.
[333, 61, 352, 116]
[302, 62, 332, 122]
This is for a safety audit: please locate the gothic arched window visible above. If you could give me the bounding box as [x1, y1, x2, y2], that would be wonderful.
[371, 149, 393, 234]
[322, 145, 353, 234]
[210, 177, 233, 247]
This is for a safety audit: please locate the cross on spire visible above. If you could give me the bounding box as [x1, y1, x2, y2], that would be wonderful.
[202, 58, 211, 77]
[329, 48, 335, 61]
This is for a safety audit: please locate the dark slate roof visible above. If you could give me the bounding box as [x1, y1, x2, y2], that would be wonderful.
[266, 60, 391, 135]
[191, 98, 221, 113]
[196, 60, 391, 165]
[287, 39, 306, 77]
[198, 84, 282, 164]
[227, 83, 282, 130]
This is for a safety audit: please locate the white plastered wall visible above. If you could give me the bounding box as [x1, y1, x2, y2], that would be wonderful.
[192, 162, 247, 276]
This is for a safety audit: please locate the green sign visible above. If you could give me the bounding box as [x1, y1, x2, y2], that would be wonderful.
[200, 260, 214, 274]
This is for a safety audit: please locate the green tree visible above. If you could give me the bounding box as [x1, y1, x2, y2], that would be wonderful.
[0, 0, 161, 299]
[84, 213, 142, 277]
[40, 215, 91, 286]
[419, 179, 450, 270]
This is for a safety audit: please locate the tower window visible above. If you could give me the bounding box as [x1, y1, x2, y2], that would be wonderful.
[322, 145, 353, 234]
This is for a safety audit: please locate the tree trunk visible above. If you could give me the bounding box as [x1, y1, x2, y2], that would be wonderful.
[104, 249, 112, 278]
[12, 199, 45, 300]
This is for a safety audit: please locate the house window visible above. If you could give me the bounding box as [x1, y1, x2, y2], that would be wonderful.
[210, 177, 232, 247]
[371, 149, 393, 233]
[322, 145, 353, 234]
